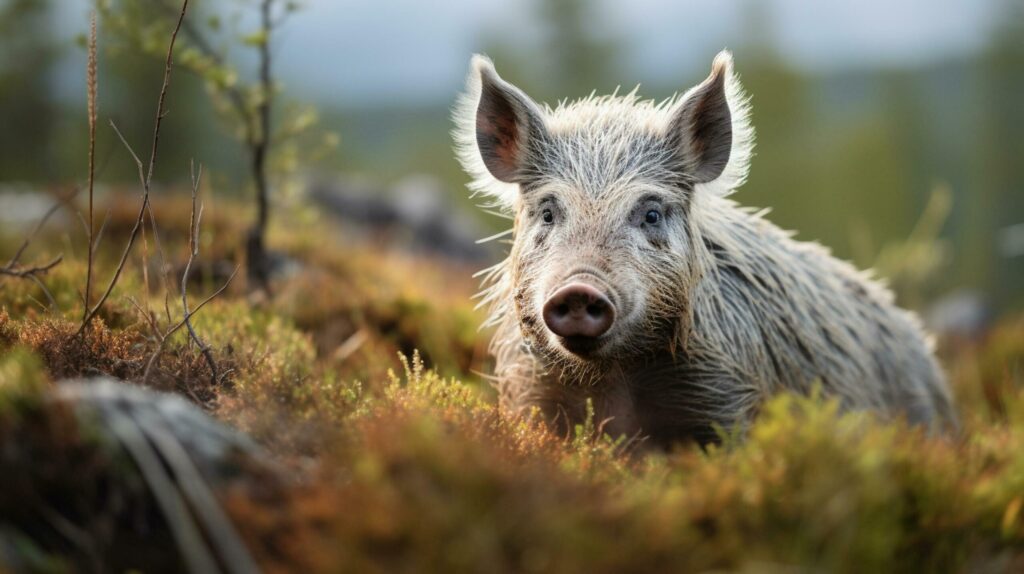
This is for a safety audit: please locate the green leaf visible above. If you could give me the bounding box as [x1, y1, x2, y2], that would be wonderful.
[241, 31, 268, 47]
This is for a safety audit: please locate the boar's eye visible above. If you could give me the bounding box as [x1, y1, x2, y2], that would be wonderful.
[542, 208, 554, 224]
[632, 199, 667, 230]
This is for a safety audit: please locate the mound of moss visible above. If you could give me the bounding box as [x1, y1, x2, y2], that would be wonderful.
[3, 193, 1024, 572]
[3, 349, 1024, 572]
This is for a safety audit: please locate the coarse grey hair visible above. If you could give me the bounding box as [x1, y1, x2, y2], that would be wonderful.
[454, 51, 957, 446]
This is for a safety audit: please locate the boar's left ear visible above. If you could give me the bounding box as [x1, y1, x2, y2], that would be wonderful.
[668, 50, 753, 193]
[454, 55, 548, 210]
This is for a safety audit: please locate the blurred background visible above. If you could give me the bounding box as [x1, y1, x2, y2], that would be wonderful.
[5, 4, 1024, 569]
[2, 0, 1022, 321]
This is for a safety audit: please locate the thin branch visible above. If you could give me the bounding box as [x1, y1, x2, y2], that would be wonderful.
[246, 0, 277, 292]
[78, 0, 189, 336]
[181, 162, 219, 386]
[126, 295, 162, 341]
[0, 256, 63, 278]
[84, 12, 98, 321]
[108, 120, 145, 183]
[0, 256, 62, 311]
[76, 122, 148, 335]
[28, 274, 59, 311]
[142, 264, 238, 385]
[141, 340, 167, 385]
[0, 196, 64, 311]
[150, 0, 283, 294]
[92, 209, 112, 258]
[167, 265, 238, 338]
[149, 0, 255, 145]
[4, 201, 62, 270]
[141, 163, 236, 386]
[145, 190, 174, 306]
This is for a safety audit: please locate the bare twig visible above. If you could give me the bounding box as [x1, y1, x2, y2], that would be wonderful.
[181, 162, 219, 386]
[0, 256, 63, 278]
[0, 256, 63, 310]
[254, 0, 273, 241]
[150, 0, 255, 147]
[245, 0, 278, 293]
[27, 274, 59, 310]
[166, 266, 238, 339]
[0, 199, 64, 311]
[141, 334, 169, 385]
[146, 191, 174, 307]
[140, 164, 237, 386]
[140, 264, 236, 380]
[127, 295, 162, 341]
[141, 266, 238, 385]
[149, 0, 282, 294]
[92, 209, 112, 258]
[84, 12, 98, 321]
[3, 200, 61, 269]
[78, 0, 189, 337]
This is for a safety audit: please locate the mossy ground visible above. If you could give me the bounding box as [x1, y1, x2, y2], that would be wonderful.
[1, 191, 1023, 572]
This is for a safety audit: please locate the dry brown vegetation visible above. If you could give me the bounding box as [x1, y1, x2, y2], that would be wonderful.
[3, 288, 1024, 573]
[2, 186, 1024, 572]
[2, 3, 1024, 572]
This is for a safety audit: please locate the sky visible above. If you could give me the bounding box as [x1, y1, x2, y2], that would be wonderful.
[54, 0, 1000, 107]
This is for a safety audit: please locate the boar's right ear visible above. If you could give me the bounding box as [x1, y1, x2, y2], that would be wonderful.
[667, 50, 754, 194]
[455, 55, 547, 192]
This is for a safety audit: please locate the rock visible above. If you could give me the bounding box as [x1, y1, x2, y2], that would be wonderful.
[308, 174, 498, 262]
[0, 378, 276, 573]
[926, 290, 993, 343]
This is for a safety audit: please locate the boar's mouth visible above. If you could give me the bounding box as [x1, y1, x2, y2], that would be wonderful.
[557, 334, 607, 356]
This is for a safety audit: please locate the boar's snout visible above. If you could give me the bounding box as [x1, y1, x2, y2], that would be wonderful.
[542, 283, 616, 350]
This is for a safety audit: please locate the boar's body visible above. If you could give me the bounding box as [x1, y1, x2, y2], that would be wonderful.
[490, 195, 955, 446]
[455, 52, 957, 446]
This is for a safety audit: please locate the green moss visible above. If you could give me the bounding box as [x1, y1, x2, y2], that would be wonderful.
[0, 259, 143, 326]
[226, 377, 1024, 573]
[0, 347, 48, 420]
[5, 193, 1024, 571]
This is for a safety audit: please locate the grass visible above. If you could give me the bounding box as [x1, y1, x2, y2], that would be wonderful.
[1, 191, 1023, 572]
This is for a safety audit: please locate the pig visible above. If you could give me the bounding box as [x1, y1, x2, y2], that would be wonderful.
[454, 51, 957, 446]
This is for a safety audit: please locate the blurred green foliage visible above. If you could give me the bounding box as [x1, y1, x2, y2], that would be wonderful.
[4, 310, 1024, 570]
[2, 2, 1024, 570]
[0, 143, 1023, 574]
[0, 0, 56, 181]
[0, 0, 1021, 311]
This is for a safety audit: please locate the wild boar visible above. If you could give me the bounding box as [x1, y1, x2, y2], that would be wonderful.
[454, 51, 957, 446]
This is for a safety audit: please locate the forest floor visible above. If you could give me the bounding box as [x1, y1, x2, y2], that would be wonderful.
[1, 190, 1023, 573]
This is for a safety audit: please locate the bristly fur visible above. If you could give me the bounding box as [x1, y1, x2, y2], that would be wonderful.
[454, 51, 957, 446]
[454, 52, 753, 213]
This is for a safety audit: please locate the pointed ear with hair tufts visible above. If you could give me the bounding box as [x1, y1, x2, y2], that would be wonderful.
[668, 51, 752, 190]
[468, 56, 546, 184]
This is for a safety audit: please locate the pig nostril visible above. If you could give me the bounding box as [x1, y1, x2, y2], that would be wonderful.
[542, 282, 616, 343]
